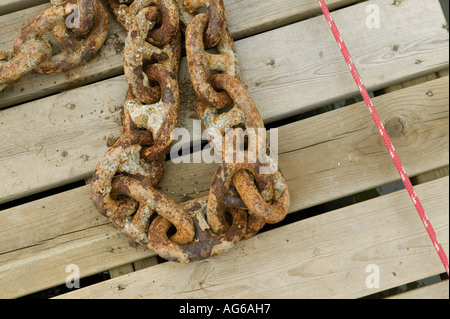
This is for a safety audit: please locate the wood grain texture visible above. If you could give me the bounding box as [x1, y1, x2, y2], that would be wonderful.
[414, 167, 449, 185]
[1, 0, 448, 110]
[0, 0, 47, 16]
[380, 70, 449, 186]
[109, 264, 135, 279]
[55, 177, 449, 299]
[0, 76, 127, 203]
[223, 0, 359, 39]
[0, 77, 447, 298]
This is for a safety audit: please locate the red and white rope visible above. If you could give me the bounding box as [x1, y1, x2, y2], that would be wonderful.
[317, 0, 449, 276]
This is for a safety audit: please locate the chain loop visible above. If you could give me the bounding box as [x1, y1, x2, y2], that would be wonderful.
[123, 6, 180, 104]
[206, 155, 275, 233]
[125, 63, 180, 162]
[91, 132, 155, 219]
[234, 169, 290, 222]
[107, 0, 179, 45]
[148, 203, 247, 263]
[0, 0, 109, 91]
[0, 39, 52, 91]
[112, 175, 196, 245]
[176, 0, 226, 48]
[14, 0, 109, 74]
[186, 13, 239, 109]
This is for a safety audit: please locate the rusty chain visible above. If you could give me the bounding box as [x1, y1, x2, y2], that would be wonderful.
[1, 0, 290, 263]
[91, 0, 290, 262]
[0, 0, 109, 91]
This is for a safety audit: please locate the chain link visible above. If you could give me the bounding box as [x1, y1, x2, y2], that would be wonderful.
[0, 0, 109, 91]
[176, 0, 226, 48]
[185, 13, 239, 109]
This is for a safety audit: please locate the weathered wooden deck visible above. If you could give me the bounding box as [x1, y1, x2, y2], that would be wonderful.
[0, 0, 448, 299]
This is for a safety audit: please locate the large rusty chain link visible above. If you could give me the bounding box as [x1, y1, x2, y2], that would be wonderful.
[0, 0, 109, 92]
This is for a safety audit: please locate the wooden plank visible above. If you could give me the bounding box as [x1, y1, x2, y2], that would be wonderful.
[438, 69, 449, 77]
[1, 0, 448, 110]
[237, 0, 448, 122]
[0, 186, 155, 298]
[223, 0, 359, 40]
[0, 0, 47, 16]
[401, 74, 438, 88]
[0, 0, 360, 108]
[380, 69, 449, 185]
[387, 280, 449, 299]
[0, 76, 127, 204]
[133, 256, 159, 271]
[55, 177, 449, 299]
[0, 77, 448, 298]
[414, 167, 449, 185]
[1, 71, 448, 205]
[380, 68, 447, 94]
[109, 264, 134, 279]
[411, 69, 449, 186]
